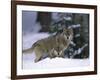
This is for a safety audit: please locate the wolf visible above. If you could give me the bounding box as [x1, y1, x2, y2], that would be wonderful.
[23, 28, 73, 62]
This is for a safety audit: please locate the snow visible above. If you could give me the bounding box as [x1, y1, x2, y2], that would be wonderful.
[23, 33, 49, 49]
[69, 24, 81, 28]
[75, 34, 80, 37]
[63, 16, 72, 21]
[70, 41, 76, 46]
[77, 44, 88, 55]
[22, 32, 90, 70]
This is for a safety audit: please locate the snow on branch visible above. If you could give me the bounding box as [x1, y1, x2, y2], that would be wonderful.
[63, 17, 72, 21]
[70, 43, 88, 58]
[70, 41, 76, 46]
[80, 44, 88, 52]
[75, 34, 80, 38]
[68, 24, 81, 29]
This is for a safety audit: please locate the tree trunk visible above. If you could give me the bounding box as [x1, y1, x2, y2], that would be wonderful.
[37, 12, 52, 32]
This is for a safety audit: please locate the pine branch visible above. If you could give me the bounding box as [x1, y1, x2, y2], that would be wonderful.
[68, 24, 81, 29]
[70, 43, 88, 58]
[70, 41, 76, 46]
[75, 34, 80, 38]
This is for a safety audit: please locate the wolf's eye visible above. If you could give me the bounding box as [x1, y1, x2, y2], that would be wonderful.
[67, 36, 69, 39]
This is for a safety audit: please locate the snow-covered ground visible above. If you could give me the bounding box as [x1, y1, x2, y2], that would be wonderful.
[22, 33, 90, 70]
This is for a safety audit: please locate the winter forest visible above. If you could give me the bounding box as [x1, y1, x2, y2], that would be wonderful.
[22, 11, 90, 69]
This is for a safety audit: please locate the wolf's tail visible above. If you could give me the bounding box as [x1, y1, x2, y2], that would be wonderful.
[22, 42, 38, 54]
[22, 47, 33, 53]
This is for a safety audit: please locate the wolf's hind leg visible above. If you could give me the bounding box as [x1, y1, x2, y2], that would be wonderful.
[34, 52, 42, 63]
[34, 53, 41, 63]
[35, 57, 41, 63]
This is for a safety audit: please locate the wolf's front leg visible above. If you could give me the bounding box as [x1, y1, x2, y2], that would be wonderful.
[49, 49, 57, 59]
[49, 49, 55, 59]
[59, 50, 65, 58]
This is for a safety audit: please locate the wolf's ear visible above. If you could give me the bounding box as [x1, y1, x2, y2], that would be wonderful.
[68, 28, 73, 36]
[63, 27, 67, 32]
[70, 28, 72, 31]
[67, 28, 73, 32]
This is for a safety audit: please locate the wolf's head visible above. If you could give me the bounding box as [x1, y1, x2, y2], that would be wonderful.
[62, 28, 73, 41]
